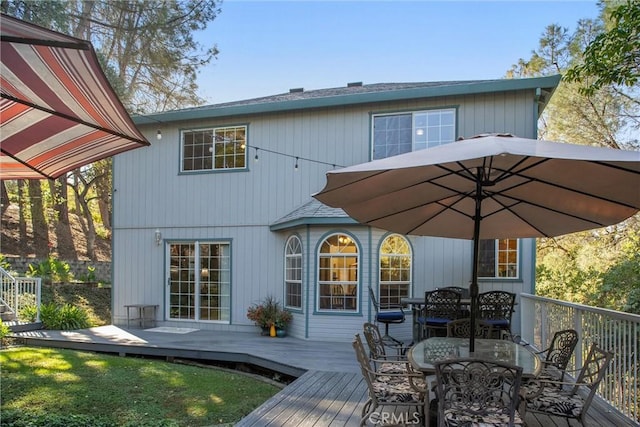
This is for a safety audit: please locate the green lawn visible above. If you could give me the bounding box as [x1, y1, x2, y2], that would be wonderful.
[0, 346, 281, 427]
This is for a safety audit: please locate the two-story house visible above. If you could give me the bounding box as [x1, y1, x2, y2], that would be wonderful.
[112, 75, 561, 342]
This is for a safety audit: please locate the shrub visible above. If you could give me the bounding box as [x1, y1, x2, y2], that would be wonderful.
[26, 256, 73, 284]
[0, 319, 11, 339]
[19, 305, 38, 322]
[38, 302, 90, 330]
[77, 265, 97, 283]
[246, 295, 291, 330]
[0, 254, 12, 270]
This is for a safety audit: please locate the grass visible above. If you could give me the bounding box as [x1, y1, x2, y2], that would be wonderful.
[0, 346, 281, 426]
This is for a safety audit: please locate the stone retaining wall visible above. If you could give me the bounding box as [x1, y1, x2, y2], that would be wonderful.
[2, 257, 111, 282]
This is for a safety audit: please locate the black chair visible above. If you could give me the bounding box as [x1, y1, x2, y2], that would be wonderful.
[362, 322, 408, 375]
[353, 333, 428, 426]
[536, 329, 579, 380]
[446, 318, 494, 339]
[520, 329, 579, 398]
[438, 286, 470, 299]
[477, 290, 516, 337]
[522, 343, 614, 426]
[368, 286, 405, 346]
[418, 289, 461, 339]
[433, 358, 524, 427]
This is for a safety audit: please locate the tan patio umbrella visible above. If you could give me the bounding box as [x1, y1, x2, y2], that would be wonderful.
[314, 133, 640, 351]
[1, 14, 149, 180]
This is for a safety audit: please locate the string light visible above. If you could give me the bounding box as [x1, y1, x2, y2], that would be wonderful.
[246, 144, 343, 169]
[156, 129, 162, 140]
[254, 148, 259, 162]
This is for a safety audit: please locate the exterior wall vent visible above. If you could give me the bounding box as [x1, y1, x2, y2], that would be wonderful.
[289, 88, 304, 93]
[347, 82, 363, 87]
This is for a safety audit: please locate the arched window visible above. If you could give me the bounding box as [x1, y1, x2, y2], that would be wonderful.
[379, 234, 412, 306]
[284, 235, 303, 309]
[318, 234, 358, 312]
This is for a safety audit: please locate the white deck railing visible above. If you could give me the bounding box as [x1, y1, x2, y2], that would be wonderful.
[520, 293, 640, 423]
[0, 267, 41, 322]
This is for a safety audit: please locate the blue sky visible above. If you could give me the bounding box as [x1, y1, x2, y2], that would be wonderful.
[195, 1, 600, 104]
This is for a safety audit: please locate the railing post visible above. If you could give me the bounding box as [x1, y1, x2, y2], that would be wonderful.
[573, 306, 584, 369]
[13, 277, 19, 316]
[35, 277, 41, 322]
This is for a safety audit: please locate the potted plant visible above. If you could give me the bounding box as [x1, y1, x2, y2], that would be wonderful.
[274, 309, 292, 337]
[246, 295, 291, 336]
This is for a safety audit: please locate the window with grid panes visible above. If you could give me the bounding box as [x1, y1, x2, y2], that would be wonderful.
[379, 234, 412, 306]
[285, 235, 302, 309]
[317, 234, 358, 312]
[182, 126, 246, 172]
[372, 109, 455, 159]
[478, 239, 519, 278]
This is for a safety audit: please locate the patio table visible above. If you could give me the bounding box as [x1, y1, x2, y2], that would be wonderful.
[407, 336, 541, 377]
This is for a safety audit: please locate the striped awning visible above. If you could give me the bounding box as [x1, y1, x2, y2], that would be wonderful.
[1, 14, 150, 180]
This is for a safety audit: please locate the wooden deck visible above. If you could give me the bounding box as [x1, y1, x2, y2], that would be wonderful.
[11, 325, 636, 427]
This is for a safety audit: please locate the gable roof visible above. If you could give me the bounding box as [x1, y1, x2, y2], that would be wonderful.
[134, 75, 561, 126]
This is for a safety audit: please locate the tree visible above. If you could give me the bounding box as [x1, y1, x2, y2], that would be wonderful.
[1, 0, 222, 260]
[508, 0, 640, 311]
[564, 1, 640, 96]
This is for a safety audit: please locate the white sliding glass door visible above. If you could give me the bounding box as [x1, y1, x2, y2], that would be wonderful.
[168, 241, 230, 322]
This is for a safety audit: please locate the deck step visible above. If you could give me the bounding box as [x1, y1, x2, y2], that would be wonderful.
[4, 321, 43, 332]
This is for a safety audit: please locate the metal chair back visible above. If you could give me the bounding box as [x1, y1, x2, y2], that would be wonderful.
[434, 358, 523, 427]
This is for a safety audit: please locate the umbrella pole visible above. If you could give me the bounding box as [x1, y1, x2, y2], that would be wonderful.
[469, 169, 483, 353]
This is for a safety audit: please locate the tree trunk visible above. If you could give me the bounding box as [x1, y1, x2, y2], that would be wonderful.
[0, 181, 9, 216]
[17, 180, 29, 257]
[49, 177, 77, 259]
[94, 161, 112, 230]
[77, 195, 96, 261]
[54, 177, 69, 223]
[28, 180, 49, 259]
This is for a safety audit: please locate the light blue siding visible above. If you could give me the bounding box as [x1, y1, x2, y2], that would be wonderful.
[113, 88, 541, 341]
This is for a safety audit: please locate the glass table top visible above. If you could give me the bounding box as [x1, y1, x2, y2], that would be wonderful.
[408, 337, 541, 377]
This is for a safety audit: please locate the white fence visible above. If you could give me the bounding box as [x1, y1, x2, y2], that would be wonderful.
[520, 293, 640, 423]
[0, 267, 41, 322]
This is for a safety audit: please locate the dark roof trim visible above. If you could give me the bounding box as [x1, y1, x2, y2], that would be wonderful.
[134, 75, 561, 125]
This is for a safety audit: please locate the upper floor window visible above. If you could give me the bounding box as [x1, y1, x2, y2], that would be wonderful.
[379, 234, 412, 306]
[478, 239, 519, 278]
[182, 126, 246, 172]
[284, 235, 303, 309]
[318, 234, 358, 312]
[372, 109, 456, 159]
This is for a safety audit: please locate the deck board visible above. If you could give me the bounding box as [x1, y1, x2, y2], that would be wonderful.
[11, 325, 636, 427]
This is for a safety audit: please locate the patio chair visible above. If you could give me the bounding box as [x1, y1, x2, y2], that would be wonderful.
[362, 322, 408, 360]
[433, 358, 524, 427]
[368, 285, 405, 346]
[522, 342, 614, 426]
[438, 286, 470, 298]
[418, 289, 461, 339]
[536, 329, 579, 380]
[362, 322, 409, 376]
[446, 318, 494, 339]
[353, 333, 428, 426]
[477, 290, 516, 337]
